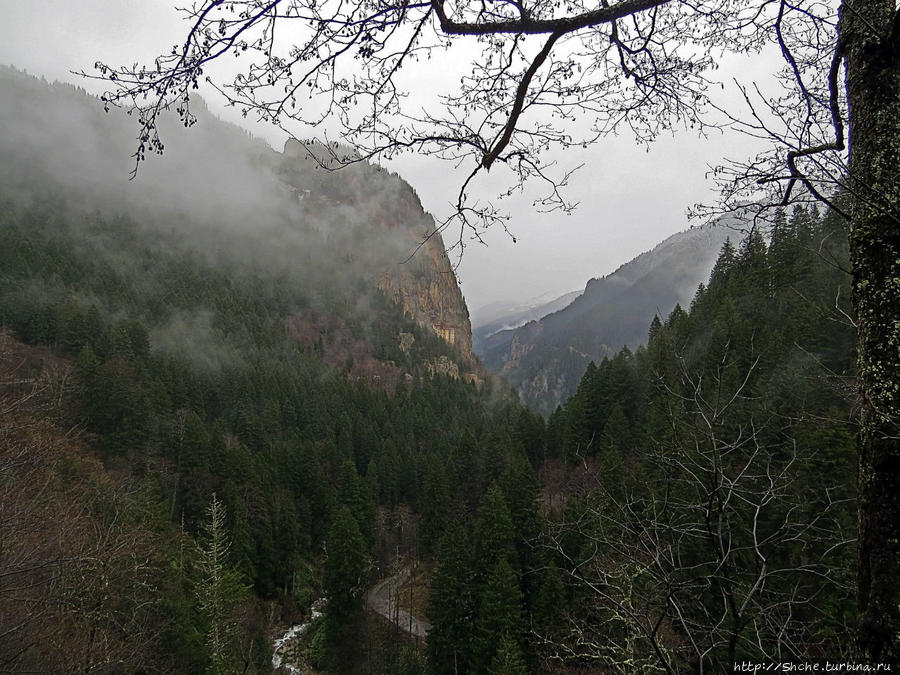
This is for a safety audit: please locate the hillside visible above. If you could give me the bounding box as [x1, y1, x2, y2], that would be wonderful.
[530, 203, 857, 670]
[0, 67, 514, 673]
[0, 65, 862, 673]
[0, 66, 476, 380]
[478, 220, 734, 414]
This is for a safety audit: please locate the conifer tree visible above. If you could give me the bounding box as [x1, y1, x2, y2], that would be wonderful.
[531, 563, 567, 635]
[427, 522, 475, 674]
[499, 452, 541, 581]
[488, 633, 529, 675]
[420, 455, 451, 553]
[324, 505, 367, 612]
[323, 505, 368, 672]
[542, 220, 856, 668]
[473, 484, 518, 574]
[472, 559, 525, 671]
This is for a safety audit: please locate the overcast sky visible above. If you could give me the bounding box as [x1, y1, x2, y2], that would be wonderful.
[0, 1, 772, 316]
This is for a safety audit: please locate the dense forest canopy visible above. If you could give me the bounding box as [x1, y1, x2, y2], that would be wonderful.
[85, 0, 900, 659]
[0, 68, 525, 673]
[538, 202, 857, 669]
[0, 67, 870, 671]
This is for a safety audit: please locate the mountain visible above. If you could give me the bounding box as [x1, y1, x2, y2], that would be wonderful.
[471, 289, 581, 353]
[478, 221, 735, 414]
[278, 138, 476, 368]
[539, 206, 855, 668]
[0, 66, 476, 382]
[0, 66, 859, 672]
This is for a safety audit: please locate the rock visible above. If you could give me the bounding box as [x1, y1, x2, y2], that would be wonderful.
[278, 140, 476, 370]
[425, 356, 459, 379]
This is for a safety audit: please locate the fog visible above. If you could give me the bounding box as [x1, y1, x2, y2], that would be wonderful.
[0, 1, 778, 313]
[0, 65, 428, 262]
[0, 65, 452, 372]
[149, 310, 241, 373]
[0, 67, 277, 227]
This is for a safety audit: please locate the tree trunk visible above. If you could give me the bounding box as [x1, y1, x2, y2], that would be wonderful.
[843, 0, 900, 662]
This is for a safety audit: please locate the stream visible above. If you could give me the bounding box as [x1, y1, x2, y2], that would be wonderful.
[271, 598, 325, 674]
[271, 568, 430, 672]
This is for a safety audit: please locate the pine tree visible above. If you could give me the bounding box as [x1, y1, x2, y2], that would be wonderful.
[472, 559, 525, 670]
[488, 633, 529, 675]
[420, 455, 451, 553]
[708, 238, 737, 290]
[337, 458, 374, 539]
[473, 484, 518, 574]
[323, 505, 368, 672]
[499, 453, 540, 581]
[324, 505, 367, 612]
[513, 407, 546, 466]
[531, 563, 567, 635]
[564, 361, 602, 454]
[57, 295, 88, 353]
[427, 522, 475, 675]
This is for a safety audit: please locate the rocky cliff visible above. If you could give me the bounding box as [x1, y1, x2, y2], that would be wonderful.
[0, 65, 477, 382]
[376, 235, 474, 363]
[278, 139, 475, 366]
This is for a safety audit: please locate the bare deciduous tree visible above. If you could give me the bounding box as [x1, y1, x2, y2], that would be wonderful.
[0, 333, 168, 673]
[542, 356, 855, 672]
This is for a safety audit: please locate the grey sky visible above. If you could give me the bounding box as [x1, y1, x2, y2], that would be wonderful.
[0, 1, 771, 314]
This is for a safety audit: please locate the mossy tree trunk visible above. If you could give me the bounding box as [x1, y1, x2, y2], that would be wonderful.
[843, 0, 900, 661]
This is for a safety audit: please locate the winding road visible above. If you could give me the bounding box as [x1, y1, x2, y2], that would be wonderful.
[365, 567, 430, 640]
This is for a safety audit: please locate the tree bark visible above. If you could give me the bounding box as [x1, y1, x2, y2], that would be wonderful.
[843, 0, 900, 662]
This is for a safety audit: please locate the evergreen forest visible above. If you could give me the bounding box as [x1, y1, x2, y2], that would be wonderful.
[0, 70, 859, 673]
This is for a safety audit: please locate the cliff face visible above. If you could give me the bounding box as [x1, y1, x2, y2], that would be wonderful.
[278, 139, 475, 366]
[376, 234, 474, 363]
[0, 66, 475, 392]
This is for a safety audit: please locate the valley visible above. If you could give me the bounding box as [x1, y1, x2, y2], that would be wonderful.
[0, 66, 865, 673]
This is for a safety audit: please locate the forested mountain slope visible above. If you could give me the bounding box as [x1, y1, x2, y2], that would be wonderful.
[427, 203, 855, 673]
[0, 67, 522, 673]
[528, 203, 857, 670]
[479, 221, 733, 415]
[472, 289, 581, 351]
[0, 65, 859, 673]
[0, 66, 476, 376]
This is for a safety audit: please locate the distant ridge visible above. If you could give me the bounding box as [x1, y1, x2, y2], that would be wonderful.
[476, 219, 738, 415]
[472, 289, 582, 349]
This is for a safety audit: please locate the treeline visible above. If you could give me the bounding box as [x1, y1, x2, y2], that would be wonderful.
[518, 203, 856, 670]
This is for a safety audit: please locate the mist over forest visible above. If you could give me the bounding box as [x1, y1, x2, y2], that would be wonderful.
[475, 221, 738, 415]
[0, 65, 467, 368]
[0, 60, 871, 674]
